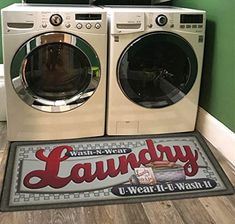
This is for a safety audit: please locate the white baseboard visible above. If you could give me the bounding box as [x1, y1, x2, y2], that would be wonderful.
[196, 107, 235, 167]
[0, 64, 6, 121]
[0, 64, 4, 77]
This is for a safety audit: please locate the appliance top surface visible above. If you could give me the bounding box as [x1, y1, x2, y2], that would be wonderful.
[103, 5, 205, 13]
[2, 3, 103, 12]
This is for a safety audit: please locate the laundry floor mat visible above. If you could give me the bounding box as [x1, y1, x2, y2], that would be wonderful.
[0, 132, 234, 211]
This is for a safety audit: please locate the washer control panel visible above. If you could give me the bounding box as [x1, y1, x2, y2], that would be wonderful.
[39, 12, 105, 33]
[3, 6, 107, 35]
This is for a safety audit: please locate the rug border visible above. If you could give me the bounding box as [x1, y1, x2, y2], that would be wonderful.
[1, 131, 234, 212]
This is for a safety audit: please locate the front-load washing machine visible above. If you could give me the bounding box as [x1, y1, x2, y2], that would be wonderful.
[106, 6, 206, 135]
[2, 4, 107, 141]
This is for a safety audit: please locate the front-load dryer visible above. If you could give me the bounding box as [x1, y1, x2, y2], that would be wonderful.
[106, 6, 206, 135]
[1, 4, 107, 141]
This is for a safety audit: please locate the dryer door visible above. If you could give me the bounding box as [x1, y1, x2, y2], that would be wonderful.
[117, 32, 198, 108]
[11, 32, 101, 112]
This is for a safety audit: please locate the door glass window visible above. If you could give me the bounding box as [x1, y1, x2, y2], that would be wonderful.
[11, 32, 101, 112]
[118, 32, 198, 108]
[24, 43, 91, 101]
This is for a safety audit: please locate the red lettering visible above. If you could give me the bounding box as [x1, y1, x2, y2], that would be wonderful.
[181, 145, 199, 176]
[23, 140, 199, 189]
[157, 144, 178, 162]
[139, 140, 163, 164]
[71, 163, 94, 183]
[23, 145, 73, 189]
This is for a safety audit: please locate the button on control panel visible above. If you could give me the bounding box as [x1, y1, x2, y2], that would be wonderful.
[76, 23, 83, 29]
[42, 23, 47, 28]
[65, 23, 71, 28]
[95, 23, 101, 29]
[86, 23, 92, 29]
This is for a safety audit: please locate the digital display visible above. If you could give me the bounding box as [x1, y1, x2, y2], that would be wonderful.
[180, 14, 203, 24]
[75, 14, 102, 20]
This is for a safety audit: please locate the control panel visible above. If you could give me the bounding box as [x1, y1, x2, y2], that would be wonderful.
[40, 12, 104, 33]
[111, 11, 205, 35]
[147, 12, 205, 32]
[179, 14, 204, 30]
[3, 10, 106, 34]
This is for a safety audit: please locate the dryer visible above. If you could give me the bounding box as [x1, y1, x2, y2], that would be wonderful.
[1, 4, 107, 141]
[106, 6, 206, 135]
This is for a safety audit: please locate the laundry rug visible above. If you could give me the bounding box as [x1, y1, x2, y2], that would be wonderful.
[0, 132, 234, 211]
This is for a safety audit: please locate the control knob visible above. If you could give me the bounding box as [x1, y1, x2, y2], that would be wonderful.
[156, 15, 168, 26]
[50, 14, 63, 26]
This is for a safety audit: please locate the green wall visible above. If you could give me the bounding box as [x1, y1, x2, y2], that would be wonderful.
[173, 0, 235, 132]
[0, 0, 21, 63]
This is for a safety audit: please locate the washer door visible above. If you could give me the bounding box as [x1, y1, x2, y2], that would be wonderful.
[117, 32, 198, 108]
[11, 32, 101, 112]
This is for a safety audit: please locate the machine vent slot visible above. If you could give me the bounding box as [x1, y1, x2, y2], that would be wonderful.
[7, 23, 34, 29]
[116, 24, 141, 29]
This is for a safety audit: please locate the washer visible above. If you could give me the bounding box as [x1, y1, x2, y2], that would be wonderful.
[106, 6, 206, 135]
[2, 4, 107, 141]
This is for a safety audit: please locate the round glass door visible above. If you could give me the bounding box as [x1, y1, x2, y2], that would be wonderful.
[11, 32, 101, 112]
[117, 32, 198, 108]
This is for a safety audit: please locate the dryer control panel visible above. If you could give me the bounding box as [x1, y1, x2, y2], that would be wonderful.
[144, 12, 206, 33]
[109, 9, 205, 35]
